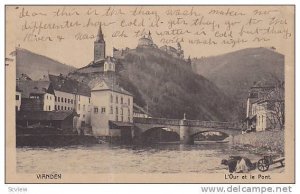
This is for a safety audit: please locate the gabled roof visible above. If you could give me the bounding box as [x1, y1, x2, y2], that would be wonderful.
[47, 74, 91, 97]
[17, 80, 54, 98]
[17, 73, 32, 81]
[86, 56, 116, 68]
[17, 111, 75, 121]
[92, 78, 132, 96]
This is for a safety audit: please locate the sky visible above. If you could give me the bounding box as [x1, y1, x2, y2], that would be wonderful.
[6, 5, 294, 68]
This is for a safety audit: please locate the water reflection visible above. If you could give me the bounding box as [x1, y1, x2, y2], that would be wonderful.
[17, 143, 261, 174]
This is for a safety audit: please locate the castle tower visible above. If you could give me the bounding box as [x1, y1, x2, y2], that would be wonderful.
[187, 56, 192, 67]
[94, 23, 106, 62]
[177, 42, 182, 51]
[177, 42, 184, 58]
[147, 31, 153, 40]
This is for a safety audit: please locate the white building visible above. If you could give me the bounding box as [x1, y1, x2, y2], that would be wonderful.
[245, 82, 284, 132]
[17, 80, 55, 111]
[91, 79, 133, 138]
[104, 59, 116, 72]
[15, 89, 22, 111]
[46, 74, 92, 127]
[256, 100, 284, 131]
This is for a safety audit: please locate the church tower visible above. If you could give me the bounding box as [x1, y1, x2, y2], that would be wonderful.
[94, 23, 106, 62]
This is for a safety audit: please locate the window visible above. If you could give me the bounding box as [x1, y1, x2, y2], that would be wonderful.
[128, 109, 130, 122]
[65, 106, 67, 110]
[55, 105, 57, 110]
[83, 105, 86, 111]
[94, 107, 98, 113]
[68, 107, 70, 110]
[71, 99, 73, 104]
[78, 104, 80, 111]
[58, 97, 60, 102]
[121, 108, 123, 115]
[83, 114, 85, 118]
[116, 115, 118, 121]
[65, 98, 67, 103]
[49, 105, 51, 110]
[110, 93, 113, 103]
[58, 106, 60, 110]
[110, 106, 113, 114]
[89, 98, 90, 103]
[55, 96, 57, 102]
[16, 95, 19, 100]
[116, 95, 118, 104]
[30, 95, 39, 99]
[101, 107, 106, 113]
[121, 97, 123, 104]
[68, 99, 70, 103]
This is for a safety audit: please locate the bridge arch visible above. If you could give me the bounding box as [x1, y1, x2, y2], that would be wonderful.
[191, 130, 230, 141]
[133, 117, 241, 144]
[140, 127, 179, 144]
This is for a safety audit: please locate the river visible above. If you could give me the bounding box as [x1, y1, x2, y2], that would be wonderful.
[16, 142, 263, 174]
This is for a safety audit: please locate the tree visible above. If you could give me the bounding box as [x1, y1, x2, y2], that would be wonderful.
[266, 76, 285, 130]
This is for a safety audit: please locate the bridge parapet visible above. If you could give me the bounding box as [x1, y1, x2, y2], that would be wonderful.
[186, 120, 240, 129]
[133, 117, 240, 129]
[133, 117, 180, 126]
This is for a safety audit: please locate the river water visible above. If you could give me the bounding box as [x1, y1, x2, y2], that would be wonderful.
[17, 143, 262, 174]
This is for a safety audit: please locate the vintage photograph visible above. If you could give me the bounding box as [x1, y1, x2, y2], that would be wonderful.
[5, 5, 294, 183]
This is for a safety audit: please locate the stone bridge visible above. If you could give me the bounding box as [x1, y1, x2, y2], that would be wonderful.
[133, 117, 241, 144]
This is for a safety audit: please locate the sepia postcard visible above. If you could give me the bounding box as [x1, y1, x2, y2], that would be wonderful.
[5, 5, 294, 183]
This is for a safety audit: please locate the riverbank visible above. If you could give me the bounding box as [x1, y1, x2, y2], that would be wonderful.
[17, 134, 99, 147]
[229, 130, 284, 155]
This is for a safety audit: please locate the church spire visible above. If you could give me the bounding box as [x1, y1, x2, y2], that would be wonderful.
[94, 22, 106, 62]
[96, 23, 104, 42]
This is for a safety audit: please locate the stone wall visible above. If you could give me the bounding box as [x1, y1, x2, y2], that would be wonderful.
[231, 130, 284, 153]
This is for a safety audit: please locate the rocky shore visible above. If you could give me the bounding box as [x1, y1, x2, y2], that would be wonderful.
[229, 130, 284, 155]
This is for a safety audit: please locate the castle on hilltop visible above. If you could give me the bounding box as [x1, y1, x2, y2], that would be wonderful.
[77, 26, 190, 74]
[137, 31, 158, 48]
[160, 43, 184, 59]
[113, 30, 186, 61]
